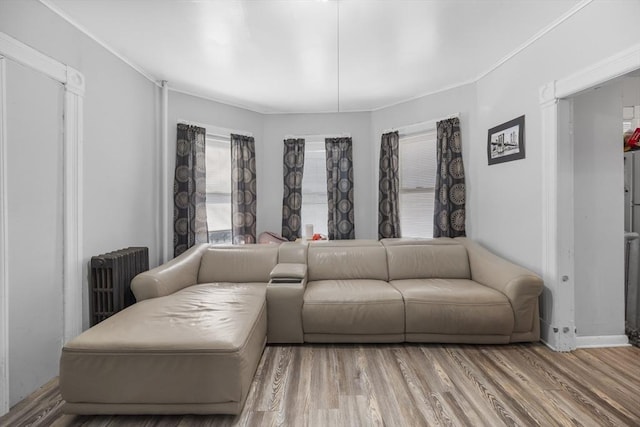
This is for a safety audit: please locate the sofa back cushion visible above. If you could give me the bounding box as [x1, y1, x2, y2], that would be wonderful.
[386, 244, 471, 280]
[307, 244, 388, 281]
[198, 245, 279, 283]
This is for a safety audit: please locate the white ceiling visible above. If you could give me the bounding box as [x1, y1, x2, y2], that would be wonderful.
[44, 0, 585, 113]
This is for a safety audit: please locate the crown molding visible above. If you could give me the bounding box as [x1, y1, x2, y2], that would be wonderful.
[476, 0, 593, 81]
[38, 0, 160, 87]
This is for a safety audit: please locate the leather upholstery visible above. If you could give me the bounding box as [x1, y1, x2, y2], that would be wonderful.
[307, 244, 388, 281]
[457, 237, 543, 333]
[131, 243, 208, 301]
[62, 238, 544, 416]
[390, 278, 514, 336]
[380, 237, 459, 246]
[303, 279, 404, 336]
[386, 244, 471, 280]
[266, 280, 306, 343]
[270, 263, 307, 279]
[278, 241, 307, 263]
[61, 283, 266, 414]
[198, 245, 278, 283]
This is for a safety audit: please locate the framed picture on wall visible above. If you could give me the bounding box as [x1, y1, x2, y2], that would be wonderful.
[487, 115, 525, 165]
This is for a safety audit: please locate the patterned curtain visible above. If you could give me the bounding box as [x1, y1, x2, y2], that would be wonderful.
[174, 124, 208, 257]
[433, 118, 466, 237]
[281, 138, 305, 241]
[378, 131, 401, 239]
[325, 137, 355, 240]
[231, 133, 257, 244]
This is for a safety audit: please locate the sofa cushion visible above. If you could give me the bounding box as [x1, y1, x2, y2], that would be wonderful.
[307, 244, 388, 281]
[380, 237, 458, 246]
[390, 278, 514, 336]
[386, 244, 471, 280]
[302, 279, 404, 335]
[198, 245, 278, 283]
[60, 283, 266, 414]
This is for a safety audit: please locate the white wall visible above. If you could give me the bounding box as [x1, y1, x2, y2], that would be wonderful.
[573, 81, 625, 338]
[0, 0, 160, 327]
[474, 0, 640, 274]
[6, 60, 64, 406]
[371, 84, 477, 236]
[623, 75, 640, 109]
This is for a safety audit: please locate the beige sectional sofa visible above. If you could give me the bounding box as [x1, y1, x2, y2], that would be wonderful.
[59, 238, 543, 415]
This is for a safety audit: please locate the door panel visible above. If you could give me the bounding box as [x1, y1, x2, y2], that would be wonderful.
[6, 60, 64, 406]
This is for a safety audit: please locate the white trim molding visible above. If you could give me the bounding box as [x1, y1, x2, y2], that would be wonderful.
[0, 55, 9, 416]
[575, 335, 630, 349]
[161, 81, 170, 263]
[0, 32, 84, 415]
[38, 0, 158, 86]
[0, 32, 66, 83]
[63, 90, 83, 342]
[477, 0, 593, 82]
[540, 42, 640, 352]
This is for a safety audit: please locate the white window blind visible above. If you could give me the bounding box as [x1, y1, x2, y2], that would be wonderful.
[301, 139, 328, 236]
[205, 134, 232, 243]
[399, 130, 437, 238]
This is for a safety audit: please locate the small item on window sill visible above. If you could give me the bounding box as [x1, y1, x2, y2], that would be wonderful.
[312, 233, 327, 241]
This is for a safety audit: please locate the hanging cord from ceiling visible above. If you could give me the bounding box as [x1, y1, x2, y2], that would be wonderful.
[336, 0, 340, 113]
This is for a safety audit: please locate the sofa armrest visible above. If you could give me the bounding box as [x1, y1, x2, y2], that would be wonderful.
[131, 244, 208, 301]
[266, 263, 307, 343]
[457, 237, 543, 333]
[270, 263, 307, 281]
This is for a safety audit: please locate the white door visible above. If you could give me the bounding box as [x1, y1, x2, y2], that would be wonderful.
[6, 59, 64, 406]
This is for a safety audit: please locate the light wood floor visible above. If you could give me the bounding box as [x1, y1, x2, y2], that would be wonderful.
[2, 343, 639, 426]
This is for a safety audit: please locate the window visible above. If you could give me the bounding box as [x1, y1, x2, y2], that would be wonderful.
[205, 134, 232, 243]
[301, 139, 328, 236]
[399, 130, 437, 238]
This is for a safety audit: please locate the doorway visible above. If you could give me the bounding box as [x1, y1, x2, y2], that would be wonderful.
[5, 59, 65, 406]
[540, 43, 640, 351]
[0, 32, 85, 416]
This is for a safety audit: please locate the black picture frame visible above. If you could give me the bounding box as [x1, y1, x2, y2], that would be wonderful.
[487, 115, 525, 165]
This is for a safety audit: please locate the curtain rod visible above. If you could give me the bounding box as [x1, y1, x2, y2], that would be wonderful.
[381, 112, 460, 135]
[177, 119, 253, 138]
[283, 133, 351, 140]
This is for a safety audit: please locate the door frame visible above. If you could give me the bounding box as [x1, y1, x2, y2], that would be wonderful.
[0, 32, 84, 415]
[540, 43, 640, 351]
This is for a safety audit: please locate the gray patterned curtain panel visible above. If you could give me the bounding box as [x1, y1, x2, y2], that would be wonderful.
[231, 133, 257, 244]
[378, 131, 401, 239]
[281, 138, 305, 241]
[325, 137, 355, 240]
[174, 124, 208, 257]
[434, 118, 466, 237]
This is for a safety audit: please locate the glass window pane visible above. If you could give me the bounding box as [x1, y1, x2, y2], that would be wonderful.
[400, 190, 434, 238]
[399, 130, 437, 238]
[301, 139, 328, 236]
[206, 137, 231, 194]
[205, 135, 231, 243]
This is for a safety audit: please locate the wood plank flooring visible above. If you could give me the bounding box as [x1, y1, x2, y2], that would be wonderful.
[1, 343, 639, 426]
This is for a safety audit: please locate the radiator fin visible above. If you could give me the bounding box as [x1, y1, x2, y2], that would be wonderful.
[90, 247, 149, 326]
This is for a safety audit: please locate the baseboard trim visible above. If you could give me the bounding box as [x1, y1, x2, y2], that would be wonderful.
[575, 335, 630, 348]
[540, 318, 575, 352]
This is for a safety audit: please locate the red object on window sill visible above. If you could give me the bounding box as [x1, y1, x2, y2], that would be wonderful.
[628, 128, 640, 151]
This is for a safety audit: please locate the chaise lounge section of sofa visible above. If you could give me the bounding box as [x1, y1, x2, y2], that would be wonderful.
[59, 238, 543, 415]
